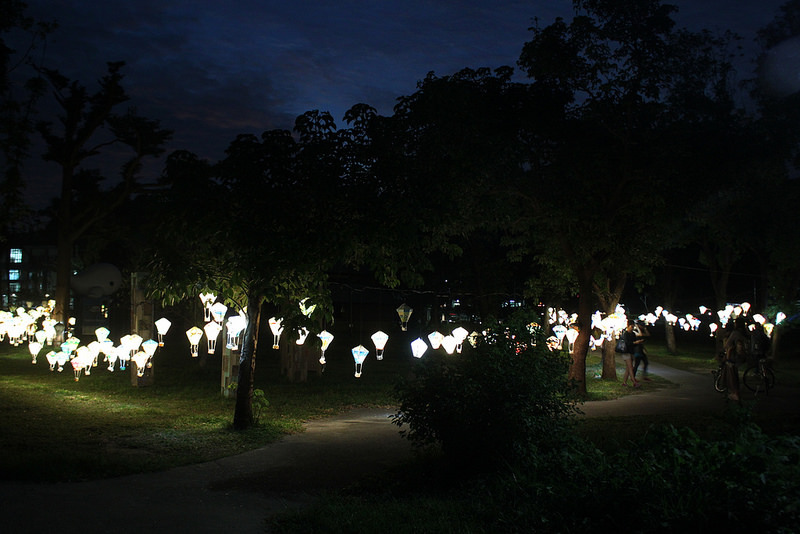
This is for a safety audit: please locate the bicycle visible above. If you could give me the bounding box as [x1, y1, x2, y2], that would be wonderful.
[742, 357, 775, 396]
[711, 356, 728, 393]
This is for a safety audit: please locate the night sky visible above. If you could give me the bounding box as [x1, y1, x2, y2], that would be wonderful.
[11, 1, 789, 206]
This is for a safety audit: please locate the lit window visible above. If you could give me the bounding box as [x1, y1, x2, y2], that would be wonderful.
[9, 249, 22, 263]
[9, 270, 20, 281]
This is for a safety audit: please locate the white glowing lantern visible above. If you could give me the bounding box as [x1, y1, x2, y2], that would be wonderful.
[34, 329, 48, 346]
[318, 330, 334, 364]
[86, 341, 101, 367]
[28, 341, 43, 364]
[411, 338, 428, 358]
[95, 327, 110, 343]
[199, 292, 216, 321]
[741, 302, 751, 316]
[269, 317, 284, 350]
[552, 324, 567, 345]
[452, 327, 469, 353]
[371, 330, 389, 360]
[141, 339, 158, 360]
[208, 302, 227, 324]
[115, 345, 130, 371]
[565, 328, 579, 353]
[752, 314, 766, 325]
[428, 331, 444, 350]
[351, 345, 369, 378]
[155, 317, 172, 346]
[441, 335, 457, 355]
[665, 313, 678, 326]
[71, 356, 85, 381]
[299, 298, 316, 318]
[396, 303, 413, 331]
[699, 306, 708, 315]
[186, 326, 204, 357]
[42, 319, 56, 344]
[120, 334, 143, 359]
[225, 314, 247, 350]
[131, 352, 151, 377]
[590, 335, 604, 350]
[203, 321, 222, 354]
[764, 323, 775, 337]
[776, 312, 787, 325]
[74, 346, 94, 376]
[105, 347, 118, 371]
[644, 313, 658, 325]
[709, 322, 719, 337]
[45, 350, 58, 371]
[61, 336, 80, 355]
[296, 327, 310, 345]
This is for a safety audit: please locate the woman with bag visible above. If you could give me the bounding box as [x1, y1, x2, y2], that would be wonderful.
[617, 320, 641, 388]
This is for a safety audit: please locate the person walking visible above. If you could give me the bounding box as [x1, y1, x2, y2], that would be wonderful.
[632, 322, 652, 382]
[618, 320, 641, 388]
[722, 318, 748, 402]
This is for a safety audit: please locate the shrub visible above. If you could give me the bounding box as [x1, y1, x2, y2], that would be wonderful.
[392, 311, 580, 466]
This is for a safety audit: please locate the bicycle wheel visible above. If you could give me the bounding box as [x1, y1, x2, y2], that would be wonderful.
[743, 366, 771, 394]
[714, 369, 727, 393]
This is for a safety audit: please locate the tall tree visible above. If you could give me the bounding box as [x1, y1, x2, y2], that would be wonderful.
[36, 61, 171, 327]
[511, 0, 728, 393]
[0, 0, 52, 240]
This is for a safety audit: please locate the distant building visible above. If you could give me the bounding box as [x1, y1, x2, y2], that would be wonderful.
[1, 243, 57, 308]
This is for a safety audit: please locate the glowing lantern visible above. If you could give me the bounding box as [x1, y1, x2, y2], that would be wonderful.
[131, 352, 151, 377]
[752, 314, 766, 325]
[34, 329, 48, 345]
[115, 345, 130, 371]
[269, 317, 283, 350]
[54, 351, 69, 372]
[141, 339, 158, 360]
[351, 345, 369, 378]
[186, 327, 204, 357]
[45, 351, 58, 371]
[105, 347, 118, 371]
[396, 303, 413, 331]
[225, 314, 247, 350]
[565, 327, 579, 353]
[296, 327, 310, 345]
[776, 312, 786, 325]
[210, 302, 228, 324]
[299, 298, 316, 317]
[203, 321, 222, 354]
[120, 334, 143, 359]
[764, 322, 775, 337]
[74, 346, 94, 376]
[441, 335, 457, 355]
[199, 292, 216, 321]
[61, 336, 80, 355]
[741, 302, 751, 315]
[318, 330, 334, 364]
[71, 357, 85, 381]
[452, 327, 468, 353]
[709, 323, 718, 337]
[411, 338, 428, 358]
[427, 331, 444, 350]
[86, 341, 101, 367]
[28, 341, 43, 364]
[95, 327, 110, 343]
[155, 317, 172, 346]
[371, 331, 389, 360]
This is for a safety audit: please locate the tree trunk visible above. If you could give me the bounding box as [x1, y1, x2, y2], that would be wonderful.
[568, 271, 595, 397]
[233, 294, 262, 430]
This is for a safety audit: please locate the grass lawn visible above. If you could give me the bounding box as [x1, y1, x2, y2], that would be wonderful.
[2, 330, 798, 483]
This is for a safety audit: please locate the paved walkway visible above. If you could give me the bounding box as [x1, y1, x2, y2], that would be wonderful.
[1, 362, 797, 533]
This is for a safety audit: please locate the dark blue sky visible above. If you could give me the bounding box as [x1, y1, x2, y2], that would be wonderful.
[12, 0, 789, 206]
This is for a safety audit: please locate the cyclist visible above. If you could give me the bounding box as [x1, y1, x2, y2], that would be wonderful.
[721, 318, 748, 402]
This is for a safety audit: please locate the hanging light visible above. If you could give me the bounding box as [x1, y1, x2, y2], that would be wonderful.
[86, 341, 101, 368]
[154, 317, 172, 347]
[318, 330, 334, 364]
[296, 327, 310, 345]
[371, 330, 389, 360]
[299, 298, 316, 317]
[441, 335, 457, 355]
[351, 345, 369, 378]
[269, 317, 283, 350]
[186, 326, 204, 357]
[210, 302, 228, 324]
[120, 334, 143, 360]
[225, 314, 247, 350]
[104, 347, 118, 371]
[45, 351, 58, 371]
[141, 339, 158, 366]
[199, 292, 216, 322]
[396, 303, 413, 331]
[28, 341, 43, 364]
[34, 329, 48, 346]
[468, 331, 480, 348]
[131, 351, 151, 377]
[203, 321, 222, 354]
[411, 338, 428, 359]
[95, 327, 110, 343]
[565, 327, 579, 353]
[427, 331, 443, 350]
[115, 345, 130, 371]
[452, 327, 469, 353]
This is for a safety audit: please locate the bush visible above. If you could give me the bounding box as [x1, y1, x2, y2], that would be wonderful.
[392, 311, 580, 466]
